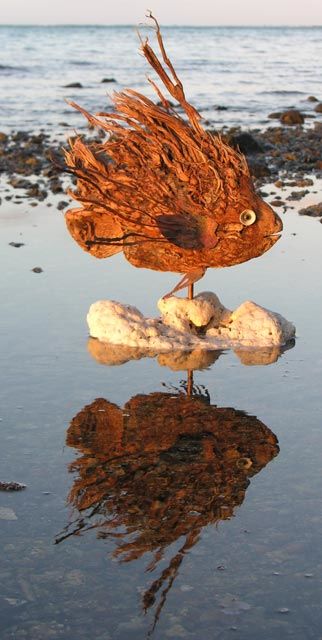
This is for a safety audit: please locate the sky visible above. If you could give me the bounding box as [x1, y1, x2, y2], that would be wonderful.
[1, 0, 322, 25]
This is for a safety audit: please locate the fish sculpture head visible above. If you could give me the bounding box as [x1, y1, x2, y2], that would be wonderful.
[153, 170, 283, 269]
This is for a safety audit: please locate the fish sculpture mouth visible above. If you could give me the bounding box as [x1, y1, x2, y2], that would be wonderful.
[265, 214, 283, 240]
[264, 232, 282, 246]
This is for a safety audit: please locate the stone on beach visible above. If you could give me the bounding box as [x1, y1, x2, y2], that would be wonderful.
[299, 202, 322, 217]
[63, 82, 83, 88]
[279, 110, 305, 125]
[87, 292, 295, 351]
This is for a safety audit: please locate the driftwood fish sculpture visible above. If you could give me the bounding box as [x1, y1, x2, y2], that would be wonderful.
[64, 12, 282, 298]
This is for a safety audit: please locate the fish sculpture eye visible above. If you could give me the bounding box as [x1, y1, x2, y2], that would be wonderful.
[239, 209, 257, 226]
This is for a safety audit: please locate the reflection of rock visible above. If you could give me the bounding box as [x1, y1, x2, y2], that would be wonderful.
[157, 348, 222, 371]
[87, 338, 151, 366]
[235, 345, 288, 366]
[88, 336, 294, 370]
[88, 337, 223, 370]
[58, 392, 279, 618]
[87, 292, 295, 351]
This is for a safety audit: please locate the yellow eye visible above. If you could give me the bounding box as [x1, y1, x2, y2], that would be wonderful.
[240, 210, 257, 226]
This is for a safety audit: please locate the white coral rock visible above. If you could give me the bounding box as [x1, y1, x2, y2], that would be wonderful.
[87, 292, 295, 351]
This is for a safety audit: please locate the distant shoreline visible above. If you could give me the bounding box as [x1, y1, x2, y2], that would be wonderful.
[1, 24, 322, 29]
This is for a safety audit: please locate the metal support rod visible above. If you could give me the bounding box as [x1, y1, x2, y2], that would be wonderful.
[187, 369, 193, 397]
[188, 283, 194, 300]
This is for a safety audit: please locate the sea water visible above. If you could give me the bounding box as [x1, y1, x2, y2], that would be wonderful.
[0, 24, 322, 134]
[1, 24, 322, 640]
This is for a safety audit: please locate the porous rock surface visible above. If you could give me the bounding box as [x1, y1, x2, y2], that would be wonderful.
[87, 292, 295, 351]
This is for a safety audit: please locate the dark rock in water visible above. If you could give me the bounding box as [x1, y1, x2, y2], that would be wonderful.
[215, 105, 228, 111]
[26, 185, 47, 200]
[286, 190, 309, 201]
[9, 241, 25, 248]
[268, 112, 282, 119]
[49, 178, 63, 194]
[307, 96, 319, 102]
[11, 130, 30, 143]
[299, 203, 322, 217]
[0, 132, 8, 143]
[230, 132, 263, 154]
[57, 200, 69, 210]
[270, 199, 285, 207]
[294, 178, 314, 187]
[0, 481, 26, 491]
[314, 103, 322, 113]
[280, 110, 305, 125]
[101, 77, 116, 83]
[248, 158, 271, 178]
[63, 82, 83, 88]
[31, 266, 43, 273]
[9, 177, 33, 189]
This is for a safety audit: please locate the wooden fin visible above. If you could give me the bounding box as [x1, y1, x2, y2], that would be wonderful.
[65, 209, 123, 259]
[155, 214, 203, 249]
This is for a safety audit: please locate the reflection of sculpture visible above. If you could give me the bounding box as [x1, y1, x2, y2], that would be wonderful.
[57, 389, 279, 629]
[64, 13, 282, 299]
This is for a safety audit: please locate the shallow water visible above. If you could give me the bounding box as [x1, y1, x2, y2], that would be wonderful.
[1, 179, 322, 638]
[0, 24, 322, 135]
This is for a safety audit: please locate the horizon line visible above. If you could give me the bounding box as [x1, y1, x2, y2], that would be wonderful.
[0, 22, 322, 28]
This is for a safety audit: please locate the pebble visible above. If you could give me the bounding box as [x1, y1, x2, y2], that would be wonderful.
[280, 110, 305, 125]
[0, 481, 26, 491]
[31, 267, 43, 273]
[9, 177, 33, 189]
[0, 507, 18, 520]
[229, 131, 263, 154]
[57, 200, 69, 210]
[286, 190, 309, 201]
[9, 242, 25, 248]
[270, 200, 285, 207]
[63, 82, 83, 88]
[299, 203, 322, 217]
